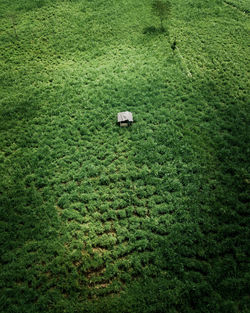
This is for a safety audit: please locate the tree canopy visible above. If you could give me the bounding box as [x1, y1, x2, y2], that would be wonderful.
[152, 0, 172, 30]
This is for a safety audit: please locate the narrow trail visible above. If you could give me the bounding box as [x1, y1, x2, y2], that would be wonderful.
[176, 46, 192, 78]
[223, 1, 249, 15]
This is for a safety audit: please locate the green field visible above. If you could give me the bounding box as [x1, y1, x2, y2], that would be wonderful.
[0, 0, 249, 312]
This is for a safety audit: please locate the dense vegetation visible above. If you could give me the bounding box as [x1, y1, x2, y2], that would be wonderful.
[0, 0, 249, 312]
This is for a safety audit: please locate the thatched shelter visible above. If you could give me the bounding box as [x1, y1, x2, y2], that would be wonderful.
[117, 111, 133, 127]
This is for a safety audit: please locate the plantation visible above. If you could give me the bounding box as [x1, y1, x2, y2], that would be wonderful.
[0, 0, 249, 312]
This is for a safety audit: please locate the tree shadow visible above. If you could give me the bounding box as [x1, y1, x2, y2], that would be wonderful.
[143, 26, 169, 36]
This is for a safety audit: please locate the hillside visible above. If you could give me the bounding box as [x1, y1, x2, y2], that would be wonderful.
[0, 0, 249, 312]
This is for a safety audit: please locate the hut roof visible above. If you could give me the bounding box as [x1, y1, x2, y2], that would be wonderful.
[117, 111, 133, 122]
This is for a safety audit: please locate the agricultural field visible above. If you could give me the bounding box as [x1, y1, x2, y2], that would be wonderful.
[0, 0, 249, 312]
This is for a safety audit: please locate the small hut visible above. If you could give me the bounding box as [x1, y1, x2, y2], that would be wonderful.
[117, 111, 133, 127]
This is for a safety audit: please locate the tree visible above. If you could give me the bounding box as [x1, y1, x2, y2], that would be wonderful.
[151, 0, 171, 31]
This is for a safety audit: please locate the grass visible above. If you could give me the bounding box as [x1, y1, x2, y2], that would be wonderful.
[0, 0, 249, 312]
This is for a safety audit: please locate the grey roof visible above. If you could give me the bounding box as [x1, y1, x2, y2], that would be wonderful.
[117, 111, 133, 122]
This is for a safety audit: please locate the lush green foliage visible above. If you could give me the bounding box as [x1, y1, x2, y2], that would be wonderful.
[151, 0, 172, 30]
[0, 0, 249, 312]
